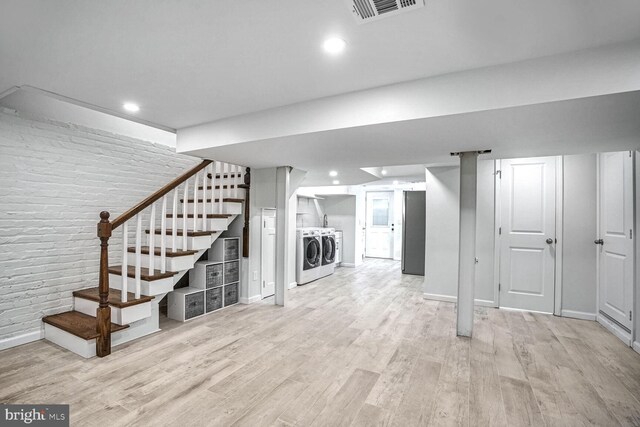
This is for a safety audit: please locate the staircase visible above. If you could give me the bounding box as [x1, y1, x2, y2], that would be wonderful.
[42, 160, 250, 358]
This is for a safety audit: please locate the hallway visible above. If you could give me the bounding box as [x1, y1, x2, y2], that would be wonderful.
[1, 259, 639, 426]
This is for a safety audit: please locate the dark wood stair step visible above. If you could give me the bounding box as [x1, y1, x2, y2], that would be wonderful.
[126, 246, 198, 257]
[108, 265, 177, 281]
[73, 287, 154, 308]
[145, 229, 217, 237]
[182, 198, 244, 203]
[43, 311, 128, 340]
[207, 173, 242, 179]
[197, 184, 236, 190]
[166, 213, 232, 219]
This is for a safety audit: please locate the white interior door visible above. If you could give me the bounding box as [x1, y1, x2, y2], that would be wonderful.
[365, 191, 394, 258]
[499, 157, 556, 313]
[261, 209, 276, 298]
[597, 151, 634, 337]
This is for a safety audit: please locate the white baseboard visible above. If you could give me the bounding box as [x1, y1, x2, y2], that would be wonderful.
[597, 315, 632, 346]
[561, 310, 597, 321]
[423, 293, 457, 303]
[288, 282, 298, 289]
[633, 341, 640, 355]
[0, 329, 43, 351]
[240, 294, 262, 304]
[423, 294, 496, 307]
[341, 263, 356, 268]
[475, 299, 497, 308]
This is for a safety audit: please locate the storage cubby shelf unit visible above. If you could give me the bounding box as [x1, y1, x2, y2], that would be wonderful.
[168, 237, 240, 322]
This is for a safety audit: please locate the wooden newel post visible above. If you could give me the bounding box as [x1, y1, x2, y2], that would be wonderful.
[96, 211, 112, 357]
[242, 167, 251, 258]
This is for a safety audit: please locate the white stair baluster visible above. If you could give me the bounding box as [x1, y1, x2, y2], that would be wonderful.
[234, 165, 239, 198]
[182, 180, 189, 250]
[172, 189, 178, 252]
[193, 171, 199, 231]
[121, 222, 128, 303]
[210, 162, 216, 227]
[135, 214, 142, 299]
[148, 203, 156, 275]
[219, 162, 226, 214]
[160, 195, 167, 274]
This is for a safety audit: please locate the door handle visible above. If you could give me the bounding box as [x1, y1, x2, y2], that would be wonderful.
[594, 239, 604, 245]
[546, 238, 553, 244]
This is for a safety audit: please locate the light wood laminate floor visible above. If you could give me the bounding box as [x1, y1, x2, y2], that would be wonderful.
[2, 259, 640, 426]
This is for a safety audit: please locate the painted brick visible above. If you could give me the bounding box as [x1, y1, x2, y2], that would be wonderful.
[0, 109, 200, 345]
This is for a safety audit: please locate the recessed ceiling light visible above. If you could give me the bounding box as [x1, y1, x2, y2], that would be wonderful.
[381, 169, 387, 175]
[323, 37, 346, 54]
[332, 180, 340, 185]
[329, 170, 338, 177]
[393, 180, 399, 185]
[123, 102, 140, 113]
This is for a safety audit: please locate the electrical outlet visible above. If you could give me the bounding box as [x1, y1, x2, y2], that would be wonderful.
[253, 271, 258, 280]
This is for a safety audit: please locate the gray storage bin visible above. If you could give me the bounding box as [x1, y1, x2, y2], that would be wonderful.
[184, 291, 204, 320]
[206, 287, 223, 312]
[206, 263, 223, 288]
[224, 260, 239, 284]
[224, 283, 238, 306]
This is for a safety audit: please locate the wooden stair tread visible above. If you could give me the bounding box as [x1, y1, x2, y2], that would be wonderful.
[145, 229, 217, 237]
[127, 246, 198, 257]
[208, 173, 242, 179]
[182, 198, 244, 203]
[108, 265, 177, 281]
[196, 184, 236, 190]
[73, 287, 154, 308]
[167, 213, 232, 219]
[42, 311, 128, 340]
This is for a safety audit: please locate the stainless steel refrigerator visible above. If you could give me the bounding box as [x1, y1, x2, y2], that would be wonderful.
[402, 191, 426, 275]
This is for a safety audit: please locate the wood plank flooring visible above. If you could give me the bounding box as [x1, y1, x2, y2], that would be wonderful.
[1, 258, 640, 426]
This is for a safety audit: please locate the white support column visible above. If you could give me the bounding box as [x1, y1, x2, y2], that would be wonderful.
[456, 151, 478, 337]
[275, 166, 291, 307]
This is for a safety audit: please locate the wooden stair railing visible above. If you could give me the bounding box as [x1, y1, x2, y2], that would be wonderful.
[95, 160, 250, 357]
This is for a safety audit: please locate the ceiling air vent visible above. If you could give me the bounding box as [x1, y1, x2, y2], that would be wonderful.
[346, 0, 425, 24]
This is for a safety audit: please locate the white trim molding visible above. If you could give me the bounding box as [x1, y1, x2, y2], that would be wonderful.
[288, 281, 298, 289]
[597, 315, 632, 346]
[239, 294, 263, 304]
[0, 329, 43, 351]
[423, 293, 496, 307]
[561, 310, 597, 321]
[633, 341, 640, 355]
[341, 263, 356, 268]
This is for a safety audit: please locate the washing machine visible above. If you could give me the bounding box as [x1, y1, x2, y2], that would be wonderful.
[296, 228, 322, 285]
[318, 228, 336, 279]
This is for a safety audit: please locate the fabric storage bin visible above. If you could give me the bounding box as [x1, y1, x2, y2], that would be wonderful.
[205, 263, 223, 288]
[224, 260, 239, 284]
[224, 238, 239, 261]
[224, 283, 239, 306]
[206, 287, 223, 312]
[184, 292, 205, 320]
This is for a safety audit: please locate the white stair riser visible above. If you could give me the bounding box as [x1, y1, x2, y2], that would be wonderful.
[183, 202, 242, 215]
[44, 324, 97, 358]
[127, 252, 195, 272]
[109, 273, 175, 296]
[173, 218, 229, 231]
[152, 234, 213, 251]
[74, 297, 152, 325]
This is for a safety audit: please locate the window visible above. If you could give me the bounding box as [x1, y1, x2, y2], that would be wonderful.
[372, 199, 389, 226]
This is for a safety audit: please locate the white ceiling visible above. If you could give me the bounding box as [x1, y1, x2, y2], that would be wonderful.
[2, 0, 640, 130]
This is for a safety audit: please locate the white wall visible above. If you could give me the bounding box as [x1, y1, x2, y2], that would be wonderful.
[424, 155, 598, 314]
[562, 154, 598, 318]
[0, 110, 199, 348]
[321, 195, 357, 266]
[423, 160, 498, 304]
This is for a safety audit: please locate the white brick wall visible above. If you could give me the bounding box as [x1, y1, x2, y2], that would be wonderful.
[0, 109, 200, 347]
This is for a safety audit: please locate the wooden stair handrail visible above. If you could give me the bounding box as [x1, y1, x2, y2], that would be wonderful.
[111, 160, 212, 230]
